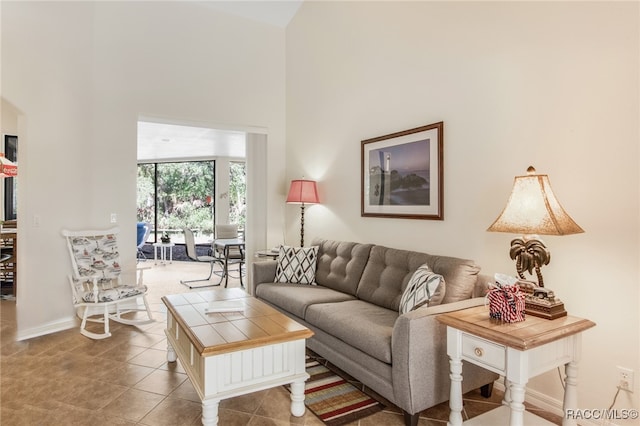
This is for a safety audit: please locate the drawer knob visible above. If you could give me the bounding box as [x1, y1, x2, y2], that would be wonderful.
[474, 347, 484, 357]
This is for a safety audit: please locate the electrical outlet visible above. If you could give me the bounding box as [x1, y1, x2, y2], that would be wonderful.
[618, 366, 634, 392]
[110, 213, 117, 224]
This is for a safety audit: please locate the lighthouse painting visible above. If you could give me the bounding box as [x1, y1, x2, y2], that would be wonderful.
[361, 122, 443, 220]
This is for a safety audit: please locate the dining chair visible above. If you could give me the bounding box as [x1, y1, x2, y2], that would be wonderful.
[180, 227, 222, 289]
[136, 222, 151, 261]
[213, 224, 245, 288]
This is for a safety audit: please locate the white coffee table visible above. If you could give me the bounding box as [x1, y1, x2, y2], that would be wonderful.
[162, 288, 314, 426]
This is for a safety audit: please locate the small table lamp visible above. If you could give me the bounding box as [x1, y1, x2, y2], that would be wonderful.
[286, 179, 319, 247]
[487, 166, 584, 319]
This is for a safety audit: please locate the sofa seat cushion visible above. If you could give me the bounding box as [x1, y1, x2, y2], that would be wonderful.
[305, 300, 398, 364]
[255, 282, 356, 319]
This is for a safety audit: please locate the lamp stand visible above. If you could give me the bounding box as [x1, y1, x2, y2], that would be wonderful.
[509, 237, 567, 319]
[299, 203, 305, 247]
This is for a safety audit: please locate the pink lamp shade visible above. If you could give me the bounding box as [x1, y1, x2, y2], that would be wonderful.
[286, 180, 319, 204]
[0, 153, 17, 178]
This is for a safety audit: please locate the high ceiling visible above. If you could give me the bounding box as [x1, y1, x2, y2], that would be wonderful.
[202, 1, 304, 28]
[136, 2, 304, 162]
[137, 121, 247, 163]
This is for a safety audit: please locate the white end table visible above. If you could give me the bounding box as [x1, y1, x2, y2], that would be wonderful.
[437, 306, 595, 426]
[153, 242, 175, 264]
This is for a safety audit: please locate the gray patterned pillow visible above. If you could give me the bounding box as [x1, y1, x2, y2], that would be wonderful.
[274, 246, 319, 284]
[399, 264, 446, 314]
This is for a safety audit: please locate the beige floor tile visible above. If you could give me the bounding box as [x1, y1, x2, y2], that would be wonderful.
[139, 396, 202, 425]
[219, 388, 269, 414]
[95, 361, 156, 387]
[61, 376, 129, 411]
[217, 408, 254, 426]
[99, 341, 149, 362]
[127, 347, 168, 368]
[128, 331, 168, 348]
[169, 378, 201, 403]
[247, 414, 292, 426]
[253, 386, 307, 424]
[100, 388, 166, 421]
[133, 368, 188, 395]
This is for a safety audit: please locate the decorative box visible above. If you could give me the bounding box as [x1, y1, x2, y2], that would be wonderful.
[487, 274, 525, 323]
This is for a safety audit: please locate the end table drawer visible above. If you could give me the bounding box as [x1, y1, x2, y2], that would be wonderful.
[461, 333, 505, 372]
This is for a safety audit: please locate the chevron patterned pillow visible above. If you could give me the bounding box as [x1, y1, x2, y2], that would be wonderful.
[274, 245, 319, 284]
[399, 264, 446, 314]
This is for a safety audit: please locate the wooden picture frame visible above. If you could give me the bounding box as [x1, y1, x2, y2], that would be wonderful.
[361, 122, 443, 220]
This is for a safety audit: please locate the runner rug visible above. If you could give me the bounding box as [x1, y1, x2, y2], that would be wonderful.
[300, 355, 385, 426]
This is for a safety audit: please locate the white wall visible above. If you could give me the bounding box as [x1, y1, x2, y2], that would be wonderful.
[1, 2, 286, 338]
[286, 1, 639, 422]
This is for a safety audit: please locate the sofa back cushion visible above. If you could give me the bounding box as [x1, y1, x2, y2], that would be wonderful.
[357, 245, 481, 311]
[311, 238, 373, 296]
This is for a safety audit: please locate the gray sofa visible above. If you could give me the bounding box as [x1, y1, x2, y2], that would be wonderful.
[252, 238, 499, 425]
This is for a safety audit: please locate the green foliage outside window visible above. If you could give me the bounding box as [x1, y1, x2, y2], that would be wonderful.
[137, 161, 215, 238]
[229, 162, 246, 229]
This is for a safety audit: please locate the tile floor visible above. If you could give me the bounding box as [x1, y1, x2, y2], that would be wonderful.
[0, 260, 563, 425]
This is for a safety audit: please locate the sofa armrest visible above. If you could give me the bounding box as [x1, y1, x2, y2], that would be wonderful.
[391, 297, 488, 414]
[252, 260, 278, 290]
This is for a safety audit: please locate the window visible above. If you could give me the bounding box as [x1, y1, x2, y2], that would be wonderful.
[229, 161, 246, 230]
[137, 161, 215, 244]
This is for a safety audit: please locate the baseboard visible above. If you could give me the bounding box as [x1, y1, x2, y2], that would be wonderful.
[493, 379, 610, 426]
[16, 316, 76, 341]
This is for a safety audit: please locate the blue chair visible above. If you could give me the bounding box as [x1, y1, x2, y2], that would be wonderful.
[136, 222, 151, 261]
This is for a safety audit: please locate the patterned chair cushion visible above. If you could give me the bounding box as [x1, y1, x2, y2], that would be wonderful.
[68, 233, 121, 280]
[399, 264, 446, 314]
[71, 278, 146, 303]
[275, 246, 319, 284]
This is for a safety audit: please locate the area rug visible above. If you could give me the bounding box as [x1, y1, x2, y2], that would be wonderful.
[299, 355, 385, 426]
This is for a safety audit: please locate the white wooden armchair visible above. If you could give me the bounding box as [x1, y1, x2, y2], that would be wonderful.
[62, 227, 154, 339]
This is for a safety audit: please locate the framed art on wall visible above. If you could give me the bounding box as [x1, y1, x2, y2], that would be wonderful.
[361, 122, 443, 220]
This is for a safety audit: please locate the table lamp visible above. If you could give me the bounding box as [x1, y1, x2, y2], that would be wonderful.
[286, 179, 319, 247]
[487, 166, 583, 319]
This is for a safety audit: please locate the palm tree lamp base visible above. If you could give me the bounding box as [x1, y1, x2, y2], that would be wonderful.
[509, 236, 568, 320]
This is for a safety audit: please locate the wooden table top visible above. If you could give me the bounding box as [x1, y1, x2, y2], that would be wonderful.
[162, 288, 313, 356]
[437, 305, 595, 351]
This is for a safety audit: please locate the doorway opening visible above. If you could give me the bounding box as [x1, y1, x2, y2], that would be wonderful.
[136, 119, 248, 246]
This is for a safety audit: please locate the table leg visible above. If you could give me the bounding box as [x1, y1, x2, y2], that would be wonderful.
[448, 356, 464, 426]
[154, 246, 158, 265]
[508, 380, 526, 426]
[201, 399, 220, 426]
[169, 246, 173, 263]
[167, 341, 177, 363]
[502, 377, 512, 407]
[562, 360, 579, 426]
[224, 247, 230, 288]
[290, 379, 306, 417]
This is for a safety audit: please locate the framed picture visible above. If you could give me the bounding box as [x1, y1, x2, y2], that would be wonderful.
[361, 122, 443, 220]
